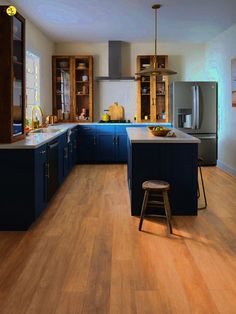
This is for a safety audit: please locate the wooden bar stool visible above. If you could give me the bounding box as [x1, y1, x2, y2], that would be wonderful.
[198, 157, 207, 210]
[139, 180, 173, 234]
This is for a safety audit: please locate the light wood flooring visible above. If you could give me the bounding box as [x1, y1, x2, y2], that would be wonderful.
[0, 165, 236, 313]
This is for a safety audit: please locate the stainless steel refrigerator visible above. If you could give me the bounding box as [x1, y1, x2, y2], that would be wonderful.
[169, 81, 218, 165]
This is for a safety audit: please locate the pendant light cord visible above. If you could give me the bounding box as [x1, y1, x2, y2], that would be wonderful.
[154, 7, 157, 56]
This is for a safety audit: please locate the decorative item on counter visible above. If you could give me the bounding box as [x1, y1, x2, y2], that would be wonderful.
[133, 113, 137, 122]
[144, 115, 148, 120]
[101, 110, 110, 122]
[147, 126, 176, 137]
[79, 108, 88, 120]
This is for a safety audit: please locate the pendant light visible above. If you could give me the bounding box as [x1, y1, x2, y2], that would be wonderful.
[135, 4, 177, 77]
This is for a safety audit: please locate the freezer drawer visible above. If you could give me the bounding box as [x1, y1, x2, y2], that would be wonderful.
[192, 134, 217, 166]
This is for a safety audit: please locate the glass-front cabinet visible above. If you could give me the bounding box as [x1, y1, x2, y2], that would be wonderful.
[52, 56, 93, 122]
[0, 6, 25, 143]
[136, 55, 169, 123]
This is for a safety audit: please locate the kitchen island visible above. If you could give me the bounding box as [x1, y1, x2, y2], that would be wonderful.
[126, 127, 200, 216]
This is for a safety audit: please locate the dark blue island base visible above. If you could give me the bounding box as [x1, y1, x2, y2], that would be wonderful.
[127, 142, 198, 216]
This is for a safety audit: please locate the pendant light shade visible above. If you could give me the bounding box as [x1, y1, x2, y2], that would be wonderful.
[136, 4, 177, 77]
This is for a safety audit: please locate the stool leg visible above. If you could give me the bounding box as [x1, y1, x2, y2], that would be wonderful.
[198, 165, 207, 209]
[162, 191, 173, 234]
[139, 190, 149, 231]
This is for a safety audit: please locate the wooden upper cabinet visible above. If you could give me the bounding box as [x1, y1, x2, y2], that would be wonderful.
[136, 55, 169, 123]
[0, 6, 26, 143]
[52, 55, 93, 122]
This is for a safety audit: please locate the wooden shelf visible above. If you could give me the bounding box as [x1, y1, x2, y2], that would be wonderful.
[76, 81, 89, 83]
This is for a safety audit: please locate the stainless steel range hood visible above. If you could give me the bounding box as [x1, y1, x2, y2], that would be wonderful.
[95, 41, 135, 81]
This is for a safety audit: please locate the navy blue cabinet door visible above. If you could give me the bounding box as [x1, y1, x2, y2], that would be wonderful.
[35, 145, 47, 218]
[77, 134, 97, 162]
[77, 126, 97, 163]
[96, 126, 116, 162]
[97, 133, 116, 162]
[116, 134, 127, 162]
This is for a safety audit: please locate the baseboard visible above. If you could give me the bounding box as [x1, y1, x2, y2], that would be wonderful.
[217, 160, 236, 178]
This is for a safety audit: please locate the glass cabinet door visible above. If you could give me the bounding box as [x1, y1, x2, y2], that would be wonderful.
[55, 57, 71, 120]
[13, 15, 24, 136]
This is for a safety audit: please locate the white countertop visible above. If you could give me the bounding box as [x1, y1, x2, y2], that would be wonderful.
[0, 124, 76, 149]
[0, 122, 174, 149]
[126, 127, 201, 144]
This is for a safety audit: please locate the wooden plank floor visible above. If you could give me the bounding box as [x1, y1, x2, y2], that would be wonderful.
[0, 165, 236, 313]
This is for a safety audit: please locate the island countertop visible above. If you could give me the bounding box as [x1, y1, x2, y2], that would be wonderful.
[126, 127, 200, 144]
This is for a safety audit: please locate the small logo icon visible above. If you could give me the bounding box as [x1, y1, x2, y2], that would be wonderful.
[6, 6, 17, 16]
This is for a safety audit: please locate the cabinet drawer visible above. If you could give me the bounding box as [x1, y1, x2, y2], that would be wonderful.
[77, 125, 96, 134]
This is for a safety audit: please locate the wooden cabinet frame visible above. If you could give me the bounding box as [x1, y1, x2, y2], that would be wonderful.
[136, 55, 169, 123]
[52, 55, 93, 122]
[0, 6, 26, 143]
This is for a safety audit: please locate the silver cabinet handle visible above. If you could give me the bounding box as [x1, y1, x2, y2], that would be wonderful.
[40, 150, 46, 155]
[93, 136, 96, 145]
[195, 85, 200, 129]
[116, 136, 119, 146]
[113, 136, 116, 145]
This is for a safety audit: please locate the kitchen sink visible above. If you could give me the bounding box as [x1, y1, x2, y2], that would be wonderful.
[30, 128, 62, 134]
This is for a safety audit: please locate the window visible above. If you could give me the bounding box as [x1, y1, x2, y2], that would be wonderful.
[26, 51, 40, 121]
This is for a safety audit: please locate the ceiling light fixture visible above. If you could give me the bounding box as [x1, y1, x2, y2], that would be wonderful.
[136, 4, 177, 77]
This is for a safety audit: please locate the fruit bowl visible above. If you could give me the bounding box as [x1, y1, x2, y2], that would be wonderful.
[147, 126, 170, 137]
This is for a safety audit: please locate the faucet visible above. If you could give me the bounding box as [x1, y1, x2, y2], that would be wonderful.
[31, 105, 43, 129]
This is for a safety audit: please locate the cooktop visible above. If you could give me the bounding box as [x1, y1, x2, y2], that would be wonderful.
[98, 120, 131, 123]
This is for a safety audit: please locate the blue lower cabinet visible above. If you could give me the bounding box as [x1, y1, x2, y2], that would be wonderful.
[97, 126, 116, 162]
[35, 145, 47, 218]
[116, 134, 127, 162]
[77, 125, 128, 163]
[77, 125, 97, 163]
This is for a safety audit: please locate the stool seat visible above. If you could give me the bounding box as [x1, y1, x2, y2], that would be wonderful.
[142, 180, 170, 191]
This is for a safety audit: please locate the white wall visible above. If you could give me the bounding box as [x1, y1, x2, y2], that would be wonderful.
[55, 41, 206, 120]
[25, 19, 54, 116]
[2, 1, 55, 116]
[205, 24, 236, 173]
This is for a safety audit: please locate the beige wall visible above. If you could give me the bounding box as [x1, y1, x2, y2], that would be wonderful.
[55, 41, 206, 120]
[205, 24, 236, 173]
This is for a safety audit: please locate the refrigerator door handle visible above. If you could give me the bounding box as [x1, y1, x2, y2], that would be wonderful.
[195, 85, 200, 129]
[192, 86, 197, 129]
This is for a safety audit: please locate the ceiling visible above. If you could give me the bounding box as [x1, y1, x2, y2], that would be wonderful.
[11, 0, 236, 43]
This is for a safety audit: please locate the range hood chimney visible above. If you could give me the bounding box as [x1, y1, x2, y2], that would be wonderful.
[96, 41, 135, 81]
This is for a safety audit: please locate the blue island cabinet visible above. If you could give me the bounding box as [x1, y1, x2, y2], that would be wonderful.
[127, 141, 198, 216]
